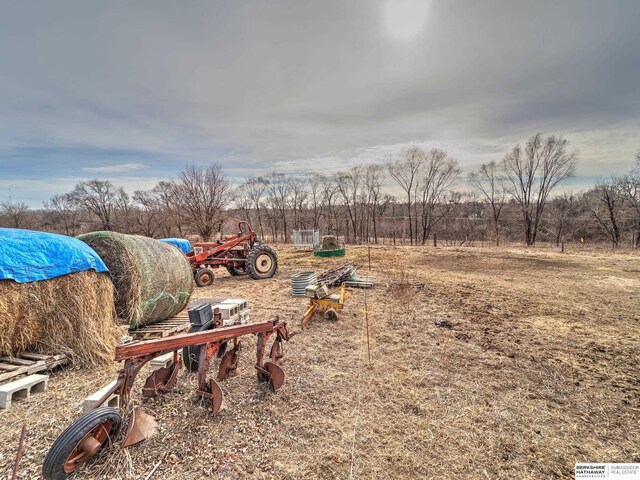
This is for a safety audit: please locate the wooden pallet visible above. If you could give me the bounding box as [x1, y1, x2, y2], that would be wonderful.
[129, 316, 191, 340]
[0, 353, 69, 384]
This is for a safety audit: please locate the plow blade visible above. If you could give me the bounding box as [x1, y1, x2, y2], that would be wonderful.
[264, 362, 285, 391]
[122, 407, 157, 448]
[198, 379, 224, 415]
[141, 358, 181, 400]
[218, 345, 240, 380]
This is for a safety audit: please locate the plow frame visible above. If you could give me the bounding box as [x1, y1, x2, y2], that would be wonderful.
[91, 317, 292, 413]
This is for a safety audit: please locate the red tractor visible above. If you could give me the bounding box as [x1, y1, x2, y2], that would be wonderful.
[186, 222, 278, 287]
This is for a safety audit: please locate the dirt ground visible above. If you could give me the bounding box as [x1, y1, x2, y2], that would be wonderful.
[1, 244, 639, 479]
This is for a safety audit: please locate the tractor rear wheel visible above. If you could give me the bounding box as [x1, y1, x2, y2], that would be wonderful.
[246, 244, 278, 280]
[194, 268, 215, 287]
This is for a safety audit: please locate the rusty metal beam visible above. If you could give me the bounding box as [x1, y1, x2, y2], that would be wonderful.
[114, 318, 281, 361]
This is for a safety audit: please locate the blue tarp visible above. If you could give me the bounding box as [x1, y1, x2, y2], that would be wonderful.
[160, 238, 192, 254]
[0, 228, 109, 283]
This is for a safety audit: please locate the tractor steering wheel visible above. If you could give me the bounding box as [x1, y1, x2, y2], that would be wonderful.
[239, 221, 252, 236]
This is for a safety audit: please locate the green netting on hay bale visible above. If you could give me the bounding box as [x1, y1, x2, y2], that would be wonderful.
[78, 232, 194, 327]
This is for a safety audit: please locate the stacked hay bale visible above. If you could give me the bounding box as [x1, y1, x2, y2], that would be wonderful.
[78, 232, 194, 327]
[0, 228, 119, 365]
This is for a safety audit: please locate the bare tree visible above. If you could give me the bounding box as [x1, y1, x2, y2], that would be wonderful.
[173, 164, 230, 241]
[363, 164, 388, 244]
[321, 175, 339, 234]
[417, 149, 461, 244]
[113, 188, 134, 233]
[152, 180, 184, 237]
[388, 148, 422, 244]
[468, 160, 506, 246]
[43, 193, 83, 235]
[618, 168, 640, 248]
[503, 133, 577, 245]
[290, 177, 308, 231]
[242, 177, 269, 239]
[308, 173, 325, 231]
[336, 166, 363, 243]
[546, 193, 578, 247]
[266, 173, 293, 242]
[69, 179, 125, 231]
[132, 187, 168, 237]
[587, 179, 625, 247]
[0, 200, 32, 229]
[232, 184, 253, 223]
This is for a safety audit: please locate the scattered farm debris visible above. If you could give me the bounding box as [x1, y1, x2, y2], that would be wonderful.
[387, 278, 425, 290]
[11, 425, 26, 480]
[291, 271, 317, 297]
[344, 272, 375, 288]
[316, 262, 356, 288]
[0, 353, 69, 385]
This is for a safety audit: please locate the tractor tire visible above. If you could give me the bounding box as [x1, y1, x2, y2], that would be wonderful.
[194, 268, 215, 287]
[246, 244, 278, 280]
[42, 407, 122, 480]
[226, 265, 247, 276]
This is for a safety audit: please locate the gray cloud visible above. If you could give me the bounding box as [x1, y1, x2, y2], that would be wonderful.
[0, 0, 638, 206]
[82, 163, 149, 173]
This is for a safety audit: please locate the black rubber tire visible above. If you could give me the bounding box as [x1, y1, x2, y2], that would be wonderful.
[194, 268, 215, 287]
[246, 244, 279, 280]
[42, 407, 121, 480]
[182, 320, 226, 371]
[226, 264, 247, 276]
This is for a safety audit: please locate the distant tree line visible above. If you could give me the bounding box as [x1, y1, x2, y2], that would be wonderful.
[2, 133, 640, 248]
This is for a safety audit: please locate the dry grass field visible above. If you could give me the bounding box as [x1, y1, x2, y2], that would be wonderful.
[1, 244, 639, 479]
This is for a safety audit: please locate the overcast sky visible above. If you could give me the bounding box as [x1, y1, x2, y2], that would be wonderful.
[1, 0, 638, 207]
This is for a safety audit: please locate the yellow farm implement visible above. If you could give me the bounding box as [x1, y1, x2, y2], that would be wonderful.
[302, 282, 347, 329]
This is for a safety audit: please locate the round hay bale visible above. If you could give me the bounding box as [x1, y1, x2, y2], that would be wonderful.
[78, 232, 194, 327]
[321, 235, 340, 251]
[0, 271, 119, 366]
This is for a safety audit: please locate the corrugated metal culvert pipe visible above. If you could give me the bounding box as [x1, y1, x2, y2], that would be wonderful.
[291, 271, 317, 297]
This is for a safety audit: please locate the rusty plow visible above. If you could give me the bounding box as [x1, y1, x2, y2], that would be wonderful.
[42, 315, 292, 480]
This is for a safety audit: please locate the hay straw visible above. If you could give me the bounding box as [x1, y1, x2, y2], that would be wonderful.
[0, 271, 119, 366]
[78, 232, 193, 327]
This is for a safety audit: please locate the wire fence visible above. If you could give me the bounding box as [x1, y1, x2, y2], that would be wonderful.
[292, 229, 320, 248]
